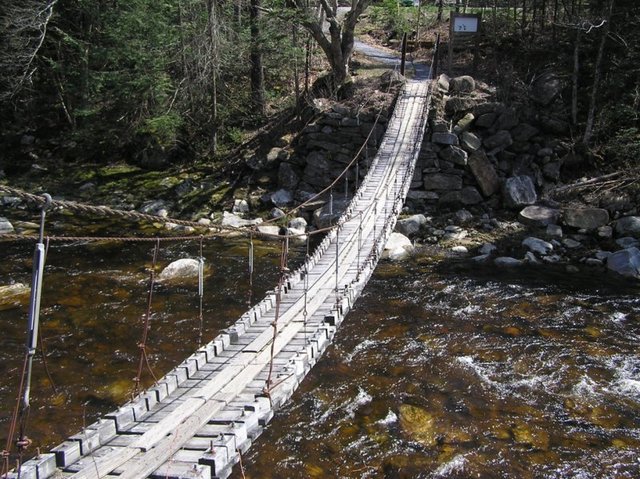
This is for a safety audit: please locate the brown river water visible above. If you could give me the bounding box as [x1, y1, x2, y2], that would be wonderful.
[1, 220, 639, 478]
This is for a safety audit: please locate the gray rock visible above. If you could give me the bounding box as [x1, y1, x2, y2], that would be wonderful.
[445, 96, 477, 115]
[423, 173, 462, 191]
[451, 246, 469, 254]
[431, 132, 459, 146]
[511, 123, 539, 142]
[531, 71, 562, 105]
[439, 191, 463, 207]
[606, 247, 640, 279]
[600, 191, 632, 213]
[495, 108, 518, 131]
[460, 131, 482, 152]
[483, 130, 513, 151]
[615, 216, 640, 237]
[524, 252, 540, 264]
[616, 237, 639, 248]
[503, 175, 537, 209]
[439, 145, 468, 166]
[522, 237, 553, 255]
[449, 75, 475, 93]
[313, 199, 349, 229]
[140, 200, 169, 218]
[437, 74, 450, 92]
[0, 217, 15, 234]
[475, 113, 496, 129]
[479, 243, 497, 255]
[597, 226, 613, 239]
[221, 212, 263, 228]
[271, 189, 293, 207]
[495, 257, 523, 267]
[278, 163, 300, 191]
[468, 151, 500, 197]
[563, 208, 610, 230]
[383, 232, 414, 261]
[537, 147, 554, 157]
[518, 205, 560, 227]
[256, 225, 282, 238]
[461, 186, 483, 205]
[455, 209, 473, 224]
[546, 224, 563, 238]
[472, 254, 491, 263]
[562, 238, 582, 249]
[407, 190, 439, 201]
[585, 258, 604, 267]
[270, 208, 285, 219]
[595, 251, 611, 261]
[232, 199, 250, 215]
[288, 217, 307, 231]
[159, 259, 201, 281]
[396, 214, 429, 237]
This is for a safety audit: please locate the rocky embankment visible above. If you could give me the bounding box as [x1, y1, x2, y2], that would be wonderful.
[393, 73, 640, 279]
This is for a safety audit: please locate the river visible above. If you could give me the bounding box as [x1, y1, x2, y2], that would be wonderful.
[1, 226, 639, 478]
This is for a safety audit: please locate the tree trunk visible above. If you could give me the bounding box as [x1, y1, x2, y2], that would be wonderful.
[571, 28, 580, 125]
[249, 0, 265, 115]
[583, 0, 614, 144]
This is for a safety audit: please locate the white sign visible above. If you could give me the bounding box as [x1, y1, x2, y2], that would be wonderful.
[453, 16, 479, 33]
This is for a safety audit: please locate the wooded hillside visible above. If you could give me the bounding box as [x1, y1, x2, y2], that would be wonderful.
[0, 1, 637, 174]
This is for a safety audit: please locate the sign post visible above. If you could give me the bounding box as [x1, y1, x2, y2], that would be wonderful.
[448, 13, 481, 75]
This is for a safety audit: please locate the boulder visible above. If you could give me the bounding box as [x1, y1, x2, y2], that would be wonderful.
[518, 206, 560, 227]
[0, 283, 29, 311]
[615, 216, 640, 237]
[439, 145, 468, 166]
[449, 75, 476, 93]
[423, 173, 462, 191]
[479, 243, 497, 255]
[278, 162, 300, 191]
[437, 74, 450, 92]
[256, 225, 282, 237]
[380, 70, 406, 89]
[503, 175, 537, 209]
[460, 131, 482, 152]
[431, 132, 459, 146]
[266, 147, 288, 164]
[395, 214, 429, 237]
[494, 257, 523, 267]
[140, 200, 169, 218]
[271, 189, 293, 207]
[159, 259, 201, 281]
[495, 108, 519, 131]
[288, 217, 307, 232]
[606, 247, 640, 279]
[221, 212, 263, 228]
[522, 237, 553, 255]
[0, 217, 14, 234]
[475, 113, 496, 129]
[232, 199, 249, 215]
[445, 97, 477, 115]
[313, 199, 348, 229]
[483, 130, 513, 152]
[511, 123, 540, 142]
[468, 151, 500, 197]
[453, 113, 475, 134]
[270, 208, 285, 219]
[383, 232, 414, 261]
[563, 208, 610, 230]
[461, 186, 483, 205]
[546, 224, 563, 238]
[531, 71, 562, 105]
[616, 237, 639, 248]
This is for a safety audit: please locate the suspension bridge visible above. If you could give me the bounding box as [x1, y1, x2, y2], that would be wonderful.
[3, 72, 433, 478]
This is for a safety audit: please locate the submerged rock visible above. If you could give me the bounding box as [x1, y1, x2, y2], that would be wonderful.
[398, 404, 437, 447]
[158, 258, 201, 280]
[0, 283, 30, 311]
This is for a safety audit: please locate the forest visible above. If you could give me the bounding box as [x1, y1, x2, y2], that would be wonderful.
[0, 0, 638, 176]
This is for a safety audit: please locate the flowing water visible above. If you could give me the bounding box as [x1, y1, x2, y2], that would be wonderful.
[1, 224, 639, 478]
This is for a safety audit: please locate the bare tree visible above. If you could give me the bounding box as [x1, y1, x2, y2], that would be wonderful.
[0, 0, 58, 103]
[288, 0, 371, 87]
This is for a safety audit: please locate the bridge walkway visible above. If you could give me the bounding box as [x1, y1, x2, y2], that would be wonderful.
[9, 79, 432, 479]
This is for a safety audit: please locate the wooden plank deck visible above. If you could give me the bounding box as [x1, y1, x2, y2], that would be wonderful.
[10, 79, 432, 479]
